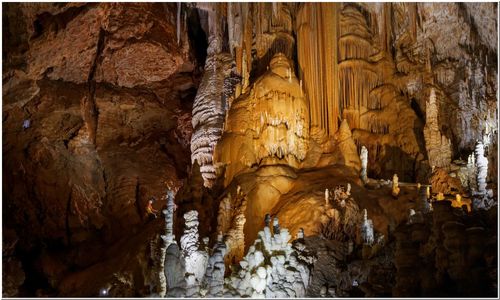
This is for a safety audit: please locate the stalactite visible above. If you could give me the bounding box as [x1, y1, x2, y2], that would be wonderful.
[297, 3, 340, 136]
[176, 3, 181, 45]
[191, 3, 235, 187]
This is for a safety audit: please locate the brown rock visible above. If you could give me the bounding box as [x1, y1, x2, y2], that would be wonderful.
[27, 6, 103, 83]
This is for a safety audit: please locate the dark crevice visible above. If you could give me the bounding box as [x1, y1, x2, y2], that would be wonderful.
[63, 123, 83, 149]
[186, 7, 208, 70]
[65, 187, 72, 247]
[30, 5, 90, 40]
[134, 178, 143, 221]
[84, 28, 106, 145]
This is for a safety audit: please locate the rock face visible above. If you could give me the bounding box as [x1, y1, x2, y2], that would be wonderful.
[392, 201, 497, 297]
[3, 3, 198, 296]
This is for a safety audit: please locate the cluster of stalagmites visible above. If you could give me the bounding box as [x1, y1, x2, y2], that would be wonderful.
[157, 191, 313, 298]
[224, 218, 314, 298]
[359, 137, 496, 212]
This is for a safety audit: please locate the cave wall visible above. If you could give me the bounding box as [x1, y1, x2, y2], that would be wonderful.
[2, 3, 199, 295]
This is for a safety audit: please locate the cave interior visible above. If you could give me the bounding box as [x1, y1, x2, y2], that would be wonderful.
[1, 2, 499, 298]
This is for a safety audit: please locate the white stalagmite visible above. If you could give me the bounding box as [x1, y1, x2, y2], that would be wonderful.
[204, 233, 227, 297]
[161, 213, 313, 298]
[360, 146, 368, 183]
[472, 141, 495, 210]
[360, 209, 374, 245]
[159, 190, 176, 296]
[474, 141, 488, 194]
[162, 190, 176, 247]
[180, 210, 208, 297]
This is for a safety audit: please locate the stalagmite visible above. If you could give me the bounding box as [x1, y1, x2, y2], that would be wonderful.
[423, 88, 452, 168]
[162, 190, 176, 247]
[360, 209, 374, 245]
[265, 214, 271, 227]
[392, 174, 400, 197]
[159, 190, 176, 297]
[325, 189, 330, 205]
[163, 198, 186, 297]
[216, 191, 247, 267]
[273, 217, 281, 235]
[204, 233, 227, 297]
[360, 146, 368, 183]
[467, 153, 477, 191]
[407, 209, 416, 224]
[336, 119, 362, 170]
[472, 141, 495, 210]
[180, 210, 208, 297]
[296, 228, 305, 240]
[417, 186, 431, 213]
[474, 141, 488, 194]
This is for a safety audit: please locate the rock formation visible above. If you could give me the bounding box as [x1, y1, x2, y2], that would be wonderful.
[393, 200, 497, 297]
[392, 174, 400, 197]
[472, 141, 495, 210]
[190, 4, 238, 188]
[215, 52, 310, 186]
[180, 210, 208, 297]
[423, 88, 453, 169]
[360, 146, 368, 183]
[360, 209, 375, 246]
[204, 233, 227, 297]
[474, 141, 489, 195]
[225, 217, 314, 298]
[216, 189, 247, 266]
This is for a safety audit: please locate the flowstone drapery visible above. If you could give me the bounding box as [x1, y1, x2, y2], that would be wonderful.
[215, 53, 310, 186]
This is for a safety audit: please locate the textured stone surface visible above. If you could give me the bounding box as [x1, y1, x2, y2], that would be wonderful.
[3, 3, 196, 296]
